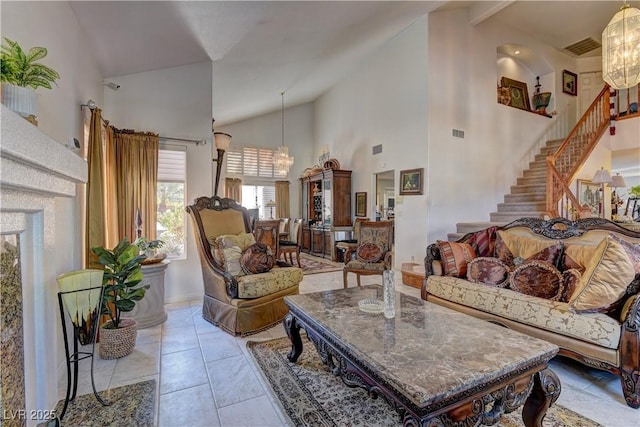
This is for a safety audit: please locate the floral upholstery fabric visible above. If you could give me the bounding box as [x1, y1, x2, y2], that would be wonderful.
[359, 225, 392, 252]
[356, 242, 384, 262]
[426, 276, 621, 349]
[236, 266, 303, 299]
[241, 243, 275, 274]
[344, 260, 386, 271]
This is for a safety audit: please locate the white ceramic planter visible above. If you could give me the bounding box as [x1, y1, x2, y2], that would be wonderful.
[1, 84, 38, 118]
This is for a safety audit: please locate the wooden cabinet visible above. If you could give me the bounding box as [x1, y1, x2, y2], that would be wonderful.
[300, 169, 352, 259]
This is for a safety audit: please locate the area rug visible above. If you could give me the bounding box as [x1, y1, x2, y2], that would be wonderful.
[299, 253, 343, 275]
[52, 379, 155, 427]
[247, 337, 603, 427]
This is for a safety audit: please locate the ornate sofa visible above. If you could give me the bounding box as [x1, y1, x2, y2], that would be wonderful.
[421, 217, 640, 408]
[187, 196, 303, 336]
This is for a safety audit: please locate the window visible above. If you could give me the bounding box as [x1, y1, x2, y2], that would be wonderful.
[157, 146, 186, 258]
[241, 185, 276, 219]
[227, 145, 287, 178]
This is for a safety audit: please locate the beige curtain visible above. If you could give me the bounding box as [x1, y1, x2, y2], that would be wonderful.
[105, 127, 159, 243]
[85, 108, 106, 268]
[225, 178, 242, 202]
[275, 180, 290, 218]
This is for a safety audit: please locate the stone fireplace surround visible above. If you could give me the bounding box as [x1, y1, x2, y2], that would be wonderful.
[1, 105, 87, 426]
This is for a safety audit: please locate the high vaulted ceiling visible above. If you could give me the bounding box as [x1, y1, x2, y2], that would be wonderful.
[68, 1, 637, 125]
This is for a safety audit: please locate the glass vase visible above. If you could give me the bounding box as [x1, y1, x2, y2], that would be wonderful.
[383, 270, 395, 319]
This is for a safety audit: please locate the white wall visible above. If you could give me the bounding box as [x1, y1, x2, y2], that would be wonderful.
[1, 1, 104, 418]
[216, 102, 315, 218]
[314, 16, 429, 267]
[103, 62, 213, 303]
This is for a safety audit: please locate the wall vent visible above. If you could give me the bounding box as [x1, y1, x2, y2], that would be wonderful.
[564, 38, 601, 56]
[372, 144, 382, 155]
[452, 129, 464, 138]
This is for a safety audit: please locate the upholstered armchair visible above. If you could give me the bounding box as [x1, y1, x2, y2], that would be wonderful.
[343, 220, 394, 288]
[334, 217, 369, 262]
[186, 196, 303, 336]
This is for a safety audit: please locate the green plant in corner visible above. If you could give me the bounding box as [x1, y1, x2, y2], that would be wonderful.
[630, 185, 640, 198]
[1, 37, 60, 89]
[92, 238, 149, 329]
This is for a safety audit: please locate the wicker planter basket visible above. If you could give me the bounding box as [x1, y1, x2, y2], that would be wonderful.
[99, 318, 137, 359]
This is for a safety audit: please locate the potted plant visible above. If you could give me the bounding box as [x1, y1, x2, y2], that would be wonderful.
[92, 238, 149, 359]
[134, 237, 166, 263]
[1, 37, 60, 123]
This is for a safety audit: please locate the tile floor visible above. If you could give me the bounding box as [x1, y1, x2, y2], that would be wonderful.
[63, 270, 640, 427]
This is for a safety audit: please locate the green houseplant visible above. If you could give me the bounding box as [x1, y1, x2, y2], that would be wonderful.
[92, 238, 149, 359]
[1, 37, 60, 121]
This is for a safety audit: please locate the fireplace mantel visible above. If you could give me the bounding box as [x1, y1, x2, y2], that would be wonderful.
[1, 104, 87, 425]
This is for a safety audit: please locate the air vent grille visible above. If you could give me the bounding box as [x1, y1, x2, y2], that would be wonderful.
[564, 37, 601, 56]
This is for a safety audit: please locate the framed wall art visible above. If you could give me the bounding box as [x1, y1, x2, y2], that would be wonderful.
[399, 168, 423, 195]
[355, 192, 367, 217]
[577, 179, 601, 217]
[563, 70, 577, 96]
[500, 77, 531, 111]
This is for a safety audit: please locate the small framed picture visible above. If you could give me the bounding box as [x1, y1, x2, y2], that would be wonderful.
[500, 77, 531, 111]
[563, 70, 577, 96]
[399, 168, 424, 195]
[355, 192, 367, 217]
[577, 179, 601, 217]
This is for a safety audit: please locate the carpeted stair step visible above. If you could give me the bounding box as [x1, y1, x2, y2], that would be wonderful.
[528, 159, 547, 170]
[510, 183, 546, 194]
[455, 222, 508, 234]
[497, 201, 546, 212]
[516, 176, 547, 186]
[522, 168, 547, 178]
[505, 192, 546, 203]
[490, 211, 546, 222]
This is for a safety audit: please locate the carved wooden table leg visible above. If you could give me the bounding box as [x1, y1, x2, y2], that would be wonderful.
[284, 313, 303, 362]
[522, 368, 561, 427]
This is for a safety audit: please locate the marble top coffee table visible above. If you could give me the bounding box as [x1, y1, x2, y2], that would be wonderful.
[283, 285, 560, 427]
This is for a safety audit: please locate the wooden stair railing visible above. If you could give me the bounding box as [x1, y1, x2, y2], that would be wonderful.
[614, 84, 640, 121]
[546, 85, 611, 218]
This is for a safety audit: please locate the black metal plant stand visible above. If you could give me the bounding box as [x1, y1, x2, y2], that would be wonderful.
[57, 286, 111, 419]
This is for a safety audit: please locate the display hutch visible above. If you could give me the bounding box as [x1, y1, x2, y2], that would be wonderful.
[300, 169, 352, 259]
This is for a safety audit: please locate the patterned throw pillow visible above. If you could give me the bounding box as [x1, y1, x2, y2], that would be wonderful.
[356, 242, 384, 262]
[569, 236, 635, 313]
[210, 233, 256, 276]
[436, 240, 477, 278]
[560, 269, 582, 302]
[466, 257, 509, 287]
[494, 231, 562, 268]
[508, 261, 564, 300]
[465, 226, 498, 258]
[240, 243, 275, 274]
[610, 234, 640, 275]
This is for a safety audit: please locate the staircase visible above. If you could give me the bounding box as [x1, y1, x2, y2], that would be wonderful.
[448, 139, 562, 240]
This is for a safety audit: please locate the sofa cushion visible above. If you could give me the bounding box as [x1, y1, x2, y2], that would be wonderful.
[509, 261, 564, 300]
[569, 236, 635, 313]
[611, 234, 640, 274]
[494, 231, 562, 267]
[437, 240, 476, 277]
[466, 257, 509, 287]
[241, 243, 275, 274]
[236, 266, 303, 299]
[356, 242, 384, 262]
[465, 226, 498, 257]
[210, 233, 256, 276]
[344, 260, 386, 271]
[562, 244, 597, 272]
[426, 276, 621, 349]
[561, 269, 582, 302]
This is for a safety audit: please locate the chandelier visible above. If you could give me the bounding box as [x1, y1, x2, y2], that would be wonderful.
[273, 92, 294, 174]
[602, 3, 640, 90]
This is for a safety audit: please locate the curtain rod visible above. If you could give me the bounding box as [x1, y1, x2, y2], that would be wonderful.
[159, 136, 206, 146]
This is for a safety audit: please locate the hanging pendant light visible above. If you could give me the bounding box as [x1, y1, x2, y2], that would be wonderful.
[273, 91, 294, 175]
[602, 3, 640, 89]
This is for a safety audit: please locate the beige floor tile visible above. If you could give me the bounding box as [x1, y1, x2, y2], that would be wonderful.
[136, 324, 163, 345]
[161, 324, 199, 354]
[206, 355, 264, 408]
[217, 395, 283, 427]
[159, 383, 221, 427]
[160, 348, 209, 395]
[199, 331, 243, 362]
[162, 307, 196, 330]
[109, 341, 161, 385]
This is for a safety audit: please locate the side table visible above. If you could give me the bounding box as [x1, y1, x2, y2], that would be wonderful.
[122, 259, 169, 328]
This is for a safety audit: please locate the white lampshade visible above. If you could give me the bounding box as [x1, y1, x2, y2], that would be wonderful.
[265, 199, 277, 208]
[214, 132, 232, 150]
[609, 173, 627, 188]
[602, 4, 640, 89]
[592, 167, 613, 184]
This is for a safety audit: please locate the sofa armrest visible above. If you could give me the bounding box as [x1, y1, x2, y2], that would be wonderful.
[622, 294, 640, 331]
[425, 243, 442, 277]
